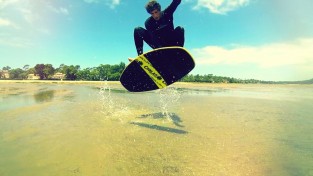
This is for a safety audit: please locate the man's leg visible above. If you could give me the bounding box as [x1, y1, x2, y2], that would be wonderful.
[173, 26, 185, 47]
[134, 27, 159, 55]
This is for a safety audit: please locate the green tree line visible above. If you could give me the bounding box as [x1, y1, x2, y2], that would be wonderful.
[0, 63, 276, 83]
[0, 63, 126, 81]
[2, 64, 311, 84]
[179, 74, 275, 84]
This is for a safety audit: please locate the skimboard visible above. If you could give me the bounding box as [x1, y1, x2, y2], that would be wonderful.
[120, 47, 195, 92]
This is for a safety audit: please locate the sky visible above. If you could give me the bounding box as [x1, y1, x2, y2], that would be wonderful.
[1, 0, 313, 81]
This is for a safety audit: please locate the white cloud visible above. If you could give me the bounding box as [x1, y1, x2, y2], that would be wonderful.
[84, 0, 98, 3]
[84, 0, 120, 9]
[193, 0, 250, 14]
[18, 8, 36, 24]
[0, 0, 19, 9]
[108, 0, 120, 9]
[10, 1, 69, 25]
[0, 18, 13, 26]
[0, 18, 19, 29]
[49, 6, 69, 15]
[0, 36, 34, 48]
[192, 38, 313, 69]
[60, 7, 69, 15]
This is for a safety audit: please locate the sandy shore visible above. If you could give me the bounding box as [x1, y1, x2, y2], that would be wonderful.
[0, 80, 121, 84]
[1, 79, 310, 87]
[1, 80, 312, 94]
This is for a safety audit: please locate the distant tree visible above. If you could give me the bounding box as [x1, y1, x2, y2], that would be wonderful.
[34, 64, 46, 79]
[27, 67, 36, 74]
[179, 74, 194, 82]
[56, 64, 65, 73]
[111, 62, 125, 73]
[194, 74, 201, 82]
[43, 64, 55, 79]
[109, 72, 121, 81]
[23, 65, 30, 71]
[2, 66, 11, 70]
[229, 77, 237, 83]
[99, 62, 125, 81]
[19, 69, 29, 79]
[0, 63, 285, 83]
[9, 68, 24, 79]
[204, 74, 214, 83]
[63, 65, 80, 80]
[97, 64, 111, 80]
[76, 62, 125, 81]
[77, 67, 92, 80]
[113, 62, 126, 79]
[90, 68, 100, 80]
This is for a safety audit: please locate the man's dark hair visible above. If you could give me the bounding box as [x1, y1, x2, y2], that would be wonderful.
[145, 0, 161, 14]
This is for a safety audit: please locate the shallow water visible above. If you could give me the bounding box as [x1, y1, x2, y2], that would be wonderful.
[0, 82, 312, 176]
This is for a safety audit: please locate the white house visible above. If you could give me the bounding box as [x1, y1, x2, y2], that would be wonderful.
[27, 74, 40, 80]
[0, 70, 10, 79]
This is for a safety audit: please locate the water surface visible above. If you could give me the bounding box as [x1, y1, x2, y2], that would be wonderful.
[0, 82, 312, 176]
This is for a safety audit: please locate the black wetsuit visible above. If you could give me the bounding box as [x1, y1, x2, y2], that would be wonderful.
[134, 0, 184, 55]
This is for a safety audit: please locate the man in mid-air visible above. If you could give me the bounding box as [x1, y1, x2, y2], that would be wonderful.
[129, 0, 184, 61]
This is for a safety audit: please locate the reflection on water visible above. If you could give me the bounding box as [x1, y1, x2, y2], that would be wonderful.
[0, 82, 313, 176]
[33, 90, 55, 103]
[177, 87, 223, 95]
[0, 87, 27, 97]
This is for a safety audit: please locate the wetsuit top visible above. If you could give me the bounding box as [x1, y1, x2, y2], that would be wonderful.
[145, 0, 181, 38]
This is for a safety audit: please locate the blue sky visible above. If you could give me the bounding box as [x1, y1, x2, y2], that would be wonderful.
[1, 0, 313, 81]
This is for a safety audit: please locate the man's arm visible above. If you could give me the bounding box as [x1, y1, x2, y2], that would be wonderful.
[164, 0, 181, 15]
[145, 17, 153, 31]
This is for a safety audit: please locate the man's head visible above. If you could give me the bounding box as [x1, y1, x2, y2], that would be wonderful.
[145, 0, 161, 21]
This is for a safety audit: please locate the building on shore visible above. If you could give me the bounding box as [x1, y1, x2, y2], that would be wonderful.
[0, 70, 10, 79]
[52, 72, 66, 80]
[27, 74, 40, 80]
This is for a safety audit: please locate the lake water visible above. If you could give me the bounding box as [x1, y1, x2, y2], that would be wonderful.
[0, 81, 312, 176]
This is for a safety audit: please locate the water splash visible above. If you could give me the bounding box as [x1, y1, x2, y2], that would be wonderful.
[98, 81, 130, 121]
[98, 81, 114, 115]
[158, 87, 181, 120]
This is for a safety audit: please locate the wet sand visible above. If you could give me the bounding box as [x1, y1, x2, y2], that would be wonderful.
[0, 81, 312, 175]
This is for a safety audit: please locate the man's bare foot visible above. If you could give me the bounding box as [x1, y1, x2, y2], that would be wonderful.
[128, 58, 134, 62]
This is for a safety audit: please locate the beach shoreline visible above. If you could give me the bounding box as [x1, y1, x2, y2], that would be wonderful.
[0, 79, 310, 85]
[1, 79, 311, 90]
